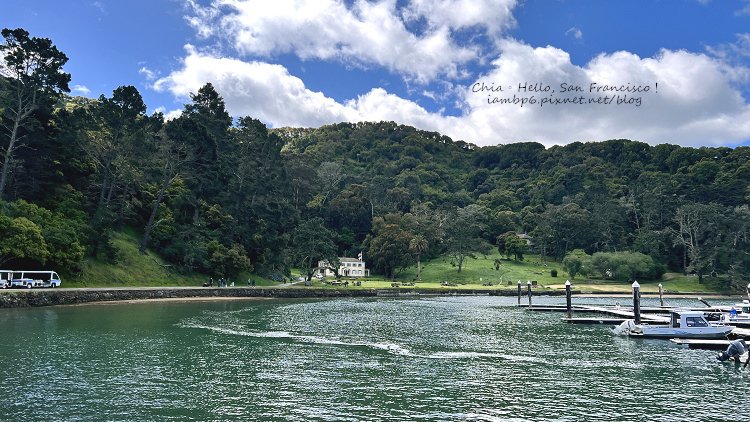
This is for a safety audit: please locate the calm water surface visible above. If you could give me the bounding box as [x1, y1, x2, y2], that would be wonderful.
[1, 296, 749, 421]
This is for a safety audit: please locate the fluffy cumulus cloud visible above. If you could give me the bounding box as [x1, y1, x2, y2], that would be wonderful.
[154, 45, 352, 127]
[459, 41, 750, 145]
[157, 0, 750, 146]
[184, 0, 516, 82]
[71, 84, 91, 95]
[154, 40, 750, 146]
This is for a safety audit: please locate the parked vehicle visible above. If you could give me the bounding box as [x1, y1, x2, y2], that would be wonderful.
[0, 270, 12, 288]
[9, 271, 62, 289]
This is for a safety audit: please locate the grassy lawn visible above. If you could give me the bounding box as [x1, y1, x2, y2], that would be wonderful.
[68, 231, 280, 288]
[306, 252, 731, 294]
[59, 234, 730, 294]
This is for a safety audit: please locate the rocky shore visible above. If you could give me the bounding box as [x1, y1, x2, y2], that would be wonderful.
[0, 287, 559, 308]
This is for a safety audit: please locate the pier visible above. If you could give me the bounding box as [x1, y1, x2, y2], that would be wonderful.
[519, 280, 750, 343]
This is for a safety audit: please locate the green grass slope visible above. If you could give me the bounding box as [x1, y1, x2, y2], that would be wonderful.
[69, 231, 208, 287]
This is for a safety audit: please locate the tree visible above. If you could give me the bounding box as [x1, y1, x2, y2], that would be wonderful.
[313, 161, 344, 208]
[726, 205, 750, 291]
[409, 234, 428, 280]
[671, 203, 723, 282]
[497, 231, 528, 261]
[563, 249, 590, 279]
[534, 203, 593, 260]
[444, 205, 492, 272]
[206, 240, 251, 279]
[139, 118, 193, 254]
[289, 218, 338, 281]
[364, 213, 414, 280]
[179, 83, 232, 223]
[0, 214, 48, 265]
[80, 86, 148, 213]
[589, 251, 660, 281]
[0, 28, 70, 198]
[2, 199, 85, 272]
[225, 117, 297, 274]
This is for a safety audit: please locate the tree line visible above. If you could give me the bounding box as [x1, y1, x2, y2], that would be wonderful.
[1, 28, 749, 289]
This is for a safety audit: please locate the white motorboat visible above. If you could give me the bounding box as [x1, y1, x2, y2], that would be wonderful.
[616, 310, 734, 339]
[718, 300, 750, 327]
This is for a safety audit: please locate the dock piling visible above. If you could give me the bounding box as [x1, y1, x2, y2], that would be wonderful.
[517, 281, 521, 305]
[632, 280, 641, 324]
[527, 280, 532, 307]
[565, 280, 572, 319]
[658, 283, 664, 307]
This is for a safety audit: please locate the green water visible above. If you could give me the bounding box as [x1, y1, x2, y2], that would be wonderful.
[1, 296, 748, 421]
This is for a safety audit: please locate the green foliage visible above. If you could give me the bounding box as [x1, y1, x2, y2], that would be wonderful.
[74, 230, 209, 287]
[563, 249, 590, 279]
[289, 217, 338, 280]
[0, 215, 48, 265]
[444, 205, 492, 272]
[206, 240, 251, 279]
[1, 200, 85, 271]
[497, 232, 528, 261]
[589, 251, 662, 281]
[0, 27, 71, 199]
[364, 213, 415, 280]
[1, 27, 750, 290]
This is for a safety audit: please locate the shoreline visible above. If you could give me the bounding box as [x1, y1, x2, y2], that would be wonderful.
[0, 286, 739, 308]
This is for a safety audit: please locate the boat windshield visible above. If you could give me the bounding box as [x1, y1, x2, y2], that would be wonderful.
[685, 316, 709, 327]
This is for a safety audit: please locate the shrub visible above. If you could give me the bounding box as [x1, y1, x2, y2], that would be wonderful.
[551, 269, 558, 277]
[563, 249, 590, 279]
[590, 251, 660, 281]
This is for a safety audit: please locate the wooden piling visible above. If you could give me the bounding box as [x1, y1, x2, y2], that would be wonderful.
[658, 283, 664, 307]
[632, 280, 641, 325]
[565, 280, 572, 319]
[517, 281, 522, 305]
[527, 280, 532, 307]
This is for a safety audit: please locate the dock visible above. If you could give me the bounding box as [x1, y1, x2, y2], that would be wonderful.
[518, 280, 750, 342]
[522, 303, 670, 324]
[670, 339, 731, 350]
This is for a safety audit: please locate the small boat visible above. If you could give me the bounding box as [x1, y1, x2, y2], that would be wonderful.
[718, 300, 750, 328]
[615, 310, 733, 339]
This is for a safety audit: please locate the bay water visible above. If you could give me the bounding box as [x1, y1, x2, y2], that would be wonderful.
[1, 296, 749, 421]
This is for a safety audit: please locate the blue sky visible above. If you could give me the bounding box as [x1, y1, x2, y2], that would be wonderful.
[4, 0, 750, 147]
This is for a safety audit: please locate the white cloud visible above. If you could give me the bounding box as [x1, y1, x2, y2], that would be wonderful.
[154, 41, 750, 147]
[154, 45, 352, 127]
[736, 0, 750, 15]
[138, 66, 157, 81]
[153, 106, 183, 121]
[183, 0, 518, 83]
[91, 1, 107, 15]
[565, 27, 583, 40]
[459, 41, 750, 146]
[71, 84, 91, 95]
[402, 0, 516, 37]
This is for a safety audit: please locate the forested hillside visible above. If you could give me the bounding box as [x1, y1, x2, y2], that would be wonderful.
[1, 28, 749, 288]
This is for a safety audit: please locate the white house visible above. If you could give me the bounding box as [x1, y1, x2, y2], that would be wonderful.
[317, 257, 370, 278]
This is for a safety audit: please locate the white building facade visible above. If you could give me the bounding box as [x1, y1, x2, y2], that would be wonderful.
[317, 257, 370, 278]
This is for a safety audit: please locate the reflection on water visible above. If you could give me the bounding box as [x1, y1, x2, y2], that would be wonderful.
[1, 296, 749, 421]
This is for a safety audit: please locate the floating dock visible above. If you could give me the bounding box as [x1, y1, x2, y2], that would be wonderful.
[521, 301, 750, 339]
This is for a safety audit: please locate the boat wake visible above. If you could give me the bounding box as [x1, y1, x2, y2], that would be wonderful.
[180, 322, 412, 356]
[426, 351, 538, 362]
[179, 322, 536, 361]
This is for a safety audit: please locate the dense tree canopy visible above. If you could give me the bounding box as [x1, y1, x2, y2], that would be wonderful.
[0, 27, 748, 290]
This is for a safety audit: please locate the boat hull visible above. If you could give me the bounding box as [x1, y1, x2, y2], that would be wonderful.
[630, 326, 733, 339]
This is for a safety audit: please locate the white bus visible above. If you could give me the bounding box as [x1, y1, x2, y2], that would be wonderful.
[9, 271, 62, 289]
[0, 270, 12, 288]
